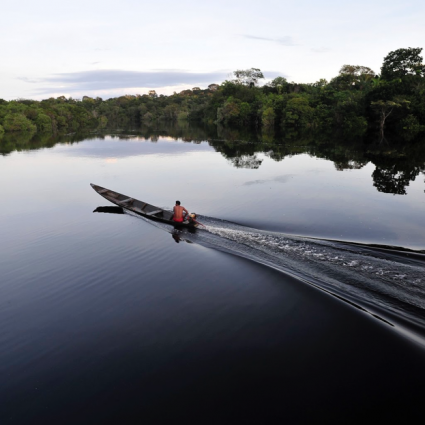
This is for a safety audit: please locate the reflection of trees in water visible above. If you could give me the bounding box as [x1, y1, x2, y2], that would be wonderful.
[372, 167, 413, 195]
[368, 148, 425, 195]
[129, 121, 217, 143]
[0, 122, 216, 155]
[0, 131, 89, 155]
[334, 160, 369, 171]
[0, 131, 36, 155]
[208, 140, 264, 169]
[229, 155, 263, 169]
[1, 122, 424, 195]
[216, 125, 258, 142]
[332, 150, 369, 171]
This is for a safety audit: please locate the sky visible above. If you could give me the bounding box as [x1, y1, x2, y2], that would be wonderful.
[1, 0, 424, 100]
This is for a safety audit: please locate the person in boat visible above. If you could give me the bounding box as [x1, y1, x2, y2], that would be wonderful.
[172, 201, 189, 223]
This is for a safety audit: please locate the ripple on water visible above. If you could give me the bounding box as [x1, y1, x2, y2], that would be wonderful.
[122, 211, 425, 345]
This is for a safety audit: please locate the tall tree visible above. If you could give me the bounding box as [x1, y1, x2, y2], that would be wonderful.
[381, 48, 424, 80]
[233, 68, 264, 87]
[339, 65, 375, 77]
[269, 76, 288, 94]
[335, 65, 375, 91]
[371, 98, 409, 143]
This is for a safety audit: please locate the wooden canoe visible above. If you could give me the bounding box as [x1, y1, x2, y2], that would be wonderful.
[90, 183, 199, 228]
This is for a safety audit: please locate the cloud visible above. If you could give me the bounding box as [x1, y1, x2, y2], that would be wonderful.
[243, 174, 295, 186]
[20, 69, 287, 97]
[243, 35, 297, 46]
[24, 70, 229, 94]
[63, 137, 211, 159]
[274, 175, 295, 183]
[243, 179, 269, 186]
[17, 76, 39, 83]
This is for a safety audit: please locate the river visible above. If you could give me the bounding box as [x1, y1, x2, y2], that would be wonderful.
[1, 125, 424, 424]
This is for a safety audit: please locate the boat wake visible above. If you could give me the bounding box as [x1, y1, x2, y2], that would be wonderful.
[125, 209, 425, 346]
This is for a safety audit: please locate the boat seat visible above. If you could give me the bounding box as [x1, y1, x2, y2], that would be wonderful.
[132, 203, 148, 214]
[98, 188, 109, 194]
[146, 209, 162, 216]
[119, 197, 133, 204]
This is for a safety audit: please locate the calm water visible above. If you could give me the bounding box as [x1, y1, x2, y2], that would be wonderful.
[1, 126, 425, 424]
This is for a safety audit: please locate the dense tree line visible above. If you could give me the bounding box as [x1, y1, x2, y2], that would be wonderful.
[1, 47, 424, 143]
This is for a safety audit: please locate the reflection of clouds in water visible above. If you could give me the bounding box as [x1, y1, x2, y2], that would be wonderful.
[107, 135, 176, 142]
[244, 179, 269, 186]
[244, 174, 295, 186]
[307, 169, 326, 174]
[274, 175, 294, 183]
[60, 138, 212, 159]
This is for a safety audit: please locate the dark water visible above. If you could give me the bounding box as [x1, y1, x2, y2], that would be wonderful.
[1, 126, 425, 424]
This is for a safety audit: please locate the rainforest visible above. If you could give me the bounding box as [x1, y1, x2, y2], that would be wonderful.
[1, 47, 425, 145]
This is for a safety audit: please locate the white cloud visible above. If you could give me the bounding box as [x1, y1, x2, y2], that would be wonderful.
[242, 35, 298, 46]
[29, 70, 229, 94]
[17, 69, 285, 99]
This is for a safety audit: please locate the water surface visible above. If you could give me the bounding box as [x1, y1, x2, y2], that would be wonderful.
[1, 126, 424, 423]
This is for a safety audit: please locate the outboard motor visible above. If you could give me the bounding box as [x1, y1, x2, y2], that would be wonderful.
[188, 213, 197, 225]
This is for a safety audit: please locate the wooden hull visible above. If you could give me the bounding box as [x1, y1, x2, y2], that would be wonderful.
[90, 183, 198, 228]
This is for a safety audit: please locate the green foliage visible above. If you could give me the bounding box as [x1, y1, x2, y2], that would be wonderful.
[335, 65, 375, 92]
[5, 101, 28, 114]
[161, 104, 178, 121]
[262, 107, 275, 128]
[340, 65, 375, 77]
[233, 68, 265, 87]
[381, 47, 424, 80]
[216, 97, 252, 125]
[220, 81, 257, 102]
[3, 113, 37, 132]
[177, 111, 188, 121]
[269, 77, 288, 94]
[142, 112, 154, 123]
[98, 116, 108, 129]
[0, 105, 7, 123]
[370, 98, 410, 143]
[400, 114, 425, 141]
[343, 115, 368, 137]
[217, 98, 243, 125]
[282, 95, 314, 128]
[0, 124, 4, 137]
[35, 113, 53, 132]
[2, 48, 424, 144]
